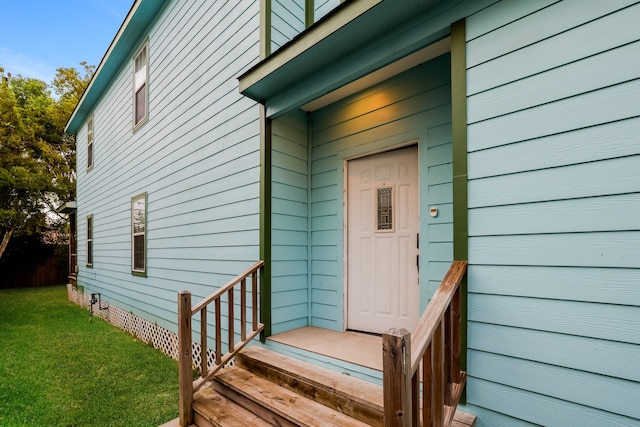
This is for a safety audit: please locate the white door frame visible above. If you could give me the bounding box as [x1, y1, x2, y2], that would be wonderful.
[342, 140, 420, 332]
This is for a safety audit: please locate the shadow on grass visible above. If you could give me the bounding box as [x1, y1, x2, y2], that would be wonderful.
[0, 286, 179, 427]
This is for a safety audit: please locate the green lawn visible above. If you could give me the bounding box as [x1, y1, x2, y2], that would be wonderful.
[0, 286, 179, 427]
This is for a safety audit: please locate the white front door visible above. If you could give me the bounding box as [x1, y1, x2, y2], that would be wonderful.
[347, 146, 420, 334]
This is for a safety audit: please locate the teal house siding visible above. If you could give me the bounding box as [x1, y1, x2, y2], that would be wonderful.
[271, 0, 305, 52]
[271, 109, 310, 334]
[314, 0, 340, 21]
[68, 0, 640, 424]
[308, 54, 454, 329]
[270, 0, 342, 53]
[464, 0, 640, 425]
[73, 0, 262, 339]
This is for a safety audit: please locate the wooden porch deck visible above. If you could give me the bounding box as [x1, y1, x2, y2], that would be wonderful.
[268, 326, 383, 371]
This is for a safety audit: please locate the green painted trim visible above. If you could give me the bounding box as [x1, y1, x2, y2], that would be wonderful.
[451, 18, 468, 381]
[262, 0, 272, 58]
[305, 0, 315, 28]
[260, 106, 272, 340]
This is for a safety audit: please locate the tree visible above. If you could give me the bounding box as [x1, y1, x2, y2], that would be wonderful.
[0, 63, 93, 259]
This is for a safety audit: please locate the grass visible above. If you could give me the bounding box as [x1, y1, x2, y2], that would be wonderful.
[0, 286, 179, 427]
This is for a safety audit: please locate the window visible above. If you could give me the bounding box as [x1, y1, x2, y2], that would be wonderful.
[377, 186, 393, 231]
[133, 42, 148, 129]
[86, 215, 93, 267]
[131, 193, 147, 275]
[87, 115, 94, 169]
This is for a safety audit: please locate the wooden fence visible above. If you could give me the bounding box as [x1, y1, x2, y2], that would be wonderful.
[0, 244, 68, 288]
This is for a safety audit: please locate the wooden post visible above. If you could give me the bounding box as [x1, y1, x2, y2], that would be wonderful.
[178, 291, 193, 427]
[450, 285, 462, 384]
[383, 328, 412, 427]
[411, 370, 420, 425]
[423, 342, 433, 427]
[215, 298, 222, 365]
[444, 305, 453, 406]
[228, 289, 235, 353]
[252, 270, 259, 331]
[241, 278, 247, 341]
[200, 307, 207, 377]
[432, 320, 445, 426]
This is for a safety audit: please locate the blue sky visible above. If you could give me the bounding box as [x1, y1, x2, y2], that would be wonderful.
[0, 0, 134, 84]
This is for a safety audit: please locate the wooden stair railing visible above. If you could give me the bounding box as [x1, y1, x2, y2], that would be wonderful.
[177, 260, 264, 427]
[383, 261, 468, 427]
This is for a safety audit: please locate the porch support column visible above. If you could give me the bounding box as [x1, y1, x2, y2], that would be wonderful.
[451, 19, 468, 373]
[305, 0, 314, 28]
[259, 0, 273, 340]
[260, 105, 272, 340]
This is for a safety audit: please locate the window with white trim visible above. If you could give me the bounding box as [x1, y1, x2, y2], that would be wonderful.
[86, 215, 93, 267]
[87, 115, 94, 169]
[133, 42, 148, 129]
[131, 193, 146, 275]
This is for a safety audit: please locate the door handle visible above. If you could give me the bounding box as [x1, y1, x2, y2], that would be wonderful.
[416, 233, 419, 272]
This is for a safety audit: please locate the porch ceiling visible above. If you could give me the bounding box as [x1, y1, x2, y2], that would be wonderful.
[238, 0, 448, 118]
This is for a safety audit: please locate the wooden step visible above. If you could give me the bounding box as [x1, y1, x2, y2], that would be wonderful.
[193, 345, 475, 427]
[212, 364, 372, 427]
[192, 387, 273, 427]
[235, 345, 384, 426]
[452, 410, 477, 427]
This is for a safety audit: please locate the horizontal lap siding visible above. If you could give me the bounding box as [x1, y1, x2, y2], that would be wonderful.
[309, 55, 452, 330]
[271, 0, 305, 52]
[315, 0, 340, 22]
[270, 0, 341, 53]
[76, 0, 261, 335]
[272, 109, 310, 334]
[465, 1, 640, 425]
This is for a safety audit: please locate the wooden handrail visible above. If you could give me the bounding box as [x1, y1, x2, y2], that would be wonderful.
[178, 261, 264, 427]
[410, 261, 466, 374]
[191, 261, 264, 313]
[383, 260, 467, 427]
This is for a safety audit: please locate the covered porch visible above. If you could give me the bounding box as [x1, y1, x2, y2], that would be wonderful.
[241, 0, 469, 355]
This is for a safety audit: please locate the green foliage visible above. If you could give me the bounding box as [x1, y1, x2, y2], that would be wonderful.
[0, 64, 93, 258]
[0, 286, 179, 426]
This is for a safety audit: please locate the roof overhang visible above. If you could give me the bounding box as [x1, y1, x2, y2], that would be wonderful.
[238, 0, 453, 117]
[57, 201, 77, 214]
[65, 0, 168, 134]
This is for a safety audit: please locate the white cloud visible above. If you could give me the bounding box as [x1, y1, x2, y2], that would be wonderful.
[0, 47, 56, 83]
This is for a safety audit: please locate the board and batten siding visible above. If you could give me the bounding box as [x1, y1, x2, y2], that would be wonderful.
[75, 0, 261, 340]
[463, 0, 640, 425]
[271, 109, 310, 334]
[308, 54, 453, 330]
